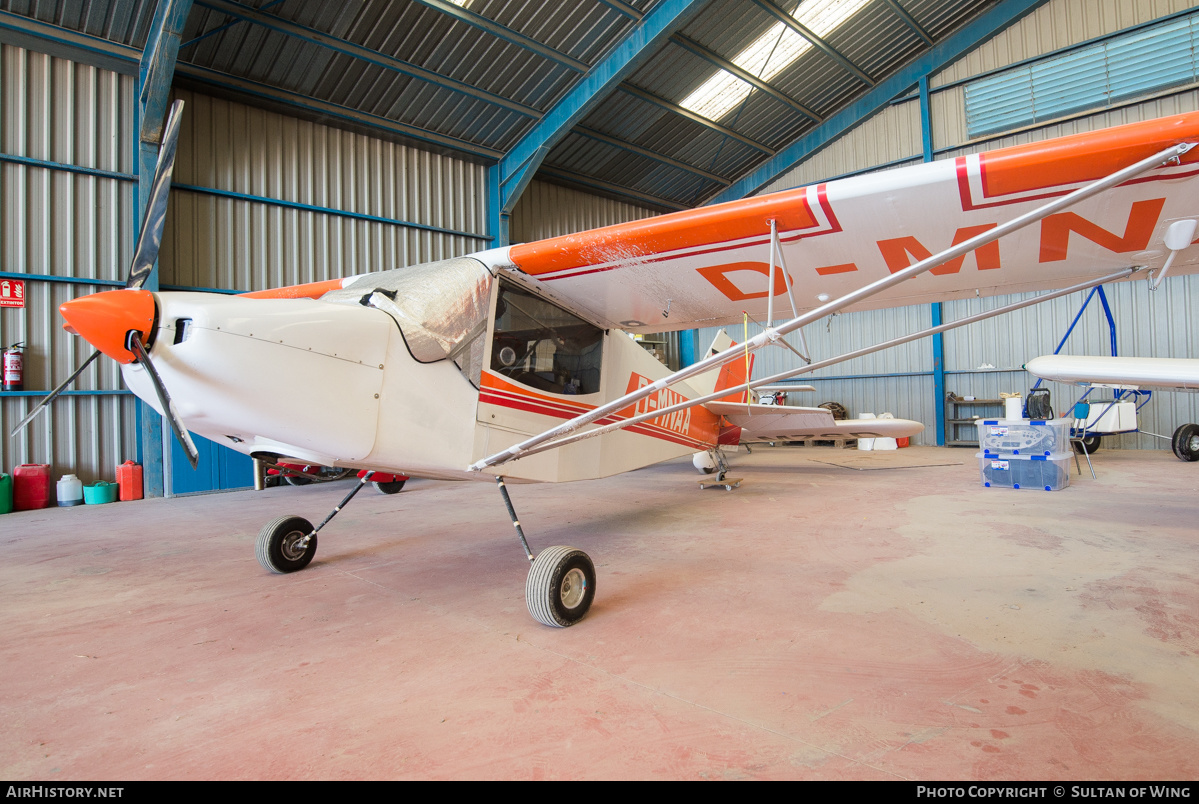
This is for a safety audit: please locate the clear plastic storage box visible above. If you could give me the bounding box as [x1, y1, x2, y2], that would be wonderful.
[976, 418, 1071, 456]
[976, 452, 1072, 491]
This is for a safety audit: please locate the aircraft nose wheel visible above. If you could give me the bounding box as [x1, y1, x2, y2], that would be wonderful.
[526, 546, 596, 628]
[256, 515, 317, 573]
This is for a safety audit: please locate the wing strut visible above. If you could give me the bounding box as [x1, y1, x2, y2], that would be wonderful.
[469, 141, 1189, 473]
[495, 266, 1141, 463]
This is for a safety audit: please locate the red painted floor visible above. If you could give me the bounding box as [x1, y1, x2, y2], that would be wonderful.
[2, 446, 1197, 780]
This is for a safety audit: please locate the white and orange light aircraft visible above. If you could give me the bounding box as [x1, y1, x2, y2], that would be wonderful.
[1025, 355, 1199, 461]
[17, 101, 1199, 627]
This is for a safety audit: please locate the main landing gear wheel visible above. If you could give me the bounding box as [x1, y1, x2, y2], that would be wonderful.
[1074, 434, 1102, 454]
[373, 479, 406, 494]
[256, 515, 317, 574]
[1172, 423, 1199, 462]
[526, 546, 596, 628]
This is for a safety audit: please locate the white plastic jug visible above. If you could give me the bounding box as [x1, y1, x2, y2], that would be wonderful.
[57, 474, 83, 507]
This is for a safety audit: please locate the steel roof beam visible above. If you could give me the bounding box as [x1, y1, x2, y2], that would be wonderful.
[748, 0, 875, 87]
[411, 0, 588, 73]
[669, 32, 821, 122]
[575, 125, 729, 184]
[596, 0, 643, 21]
[195, 0, 542, 119]
[880, 0, 934, 46]
[707, 0, 1050, 204]
[181, 0, 286, 49]
[497, 0, 708, 211]
[538, 165, 687, 211]
[619, 84, 774, 153]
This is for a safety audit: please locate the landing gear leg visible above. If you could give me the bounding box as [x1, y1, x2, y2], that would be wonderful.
[255, 470, 375, 573]
[714, 448, 731, 482]
[496, 476, 595, 628]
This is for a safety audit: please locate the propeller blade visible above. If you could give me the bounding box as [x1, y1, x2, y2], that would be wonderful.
[8, 350, 101, 437]
[126, 99, 185, 290]
[127, 332, 199, 470]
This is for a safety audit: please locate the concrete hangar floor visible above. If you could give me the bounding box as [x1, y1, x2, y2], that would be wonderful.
[2, 445, 1197, 780]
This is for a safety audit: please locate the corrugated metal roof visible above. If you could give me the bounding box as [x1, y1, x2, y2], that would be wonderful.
[0, 0, 1005, 210]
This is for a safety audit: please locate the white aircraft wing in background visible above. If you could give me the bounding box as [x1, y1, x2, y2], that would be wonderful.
[1026, 355, 1199, 392]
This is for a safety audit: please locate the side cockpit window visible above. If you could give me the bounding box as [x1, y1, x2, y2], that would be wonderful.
[491, 284, 603, 395]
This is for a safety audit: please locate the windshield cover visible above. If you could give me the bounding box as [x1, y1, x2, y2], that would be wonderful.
[320, 257, 493, 366]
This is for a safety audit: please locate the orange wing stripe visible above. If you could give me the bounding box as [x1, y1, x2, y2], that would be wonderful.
[509, 187, 818, 275]
[980, 111, 1199, 198]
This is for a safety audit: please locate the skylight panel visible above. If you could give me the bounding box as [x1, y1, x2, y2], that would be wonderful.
[680, 0, 871, 122]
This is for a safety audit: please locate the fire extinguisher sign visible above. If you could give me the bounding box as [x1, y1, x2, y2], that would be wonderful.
[0, 279, 25, 308]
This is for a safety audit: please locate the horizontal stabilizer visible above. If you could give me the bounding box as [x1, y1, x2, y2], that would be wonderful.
[706, 402, 924, 443]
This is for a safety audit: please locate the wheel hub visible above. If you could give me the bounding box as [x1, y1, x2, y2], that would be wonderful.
[280, 530, 309, 561]
[560, 567, 587, 610]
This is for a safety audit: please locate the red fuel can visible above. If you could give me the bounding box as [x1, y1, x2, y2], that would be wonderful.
[117, 461, 143, 501]
[13, 464, 51, 510]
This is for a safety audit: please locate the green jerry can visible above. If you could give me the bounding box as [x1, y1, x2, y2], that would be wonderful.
[0, 473, 12, 514]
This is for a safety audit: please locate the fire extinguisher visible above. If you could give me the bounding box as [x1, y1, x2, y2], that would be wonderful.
[3, 342, 23, 392]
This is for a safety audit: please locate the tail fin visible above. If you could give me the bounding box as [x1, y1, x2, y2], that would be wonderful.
[687, 330, 754, 404]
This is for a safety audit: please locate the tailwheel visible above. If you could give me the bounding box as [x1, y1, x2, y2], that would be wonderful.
[526, 546, 596, 628]
[256, 515, 317, 574]
[1172, 423, 1199, 462]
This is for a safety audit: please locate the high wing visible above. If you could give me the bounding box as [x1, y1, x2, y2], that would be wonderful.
[1026, 355, 1199, 392]
[499, 112, 1199, 334]
[705, 401, 923, 444]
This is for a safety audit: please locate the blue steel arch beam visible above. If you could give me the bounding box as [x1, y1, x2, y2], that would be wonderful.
[707, 0, 1050, 205]
[136, 0, 194, 497]
[493, 0, 711, 240]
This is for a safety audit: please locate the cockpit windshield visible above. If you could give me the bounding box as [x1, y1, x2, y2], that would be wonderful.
[490, 283, 603, 395]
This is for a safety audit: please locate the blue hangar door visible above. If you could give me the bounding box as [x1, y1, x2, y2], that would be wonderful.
[170, 432, 254, 495]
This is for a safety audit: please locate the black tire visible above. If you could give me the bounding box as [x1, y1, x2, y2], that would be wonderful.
[373, 479, 406, 494]
[819, 401, 848, 420]
[526, 546, 596, 628]
[256, 515, 317, 574]
[284, 474, 313, 486]
[1074, 435, 1101, 454]
[1172, 423, 1199, 462]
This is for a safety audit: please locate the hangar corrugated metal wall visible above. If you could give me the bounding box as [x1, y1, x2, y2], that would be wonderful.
[162, 88, 490, 293]
[0, 43, 137, 485]
[509, 179, 658, 243]
[738, 0, 1199, 449]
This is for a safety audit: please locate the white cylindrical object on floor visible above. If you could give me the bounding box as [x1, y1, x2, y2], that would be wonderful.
[857, 413, 876, 450]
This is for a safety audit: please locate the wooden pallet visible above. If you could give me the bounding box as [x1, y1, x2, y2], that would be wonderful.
[791, 438, 858, 449]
